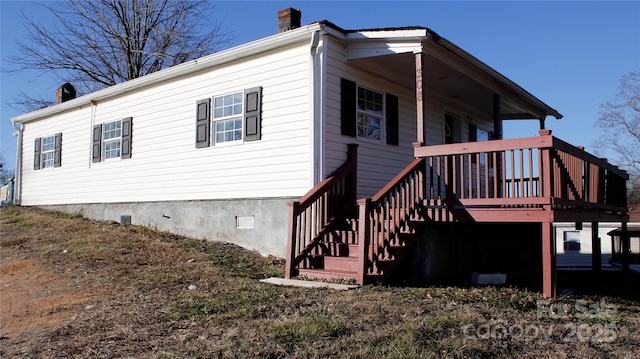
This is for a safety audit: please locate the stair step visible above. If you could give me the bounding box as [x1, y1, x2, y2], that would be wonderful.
[323, 255, 360, 272]
[298, 268, 358, 282]
[319, 242, 359, 256]
[331, 230, 358, 244]
[308, 254, 360, 271]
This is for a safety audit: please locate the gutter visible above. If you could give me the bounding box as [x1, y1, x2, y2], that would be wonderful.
[11, 121, 23, 205]
[310, 29, 322, 186]
[11, 23, 323, 124]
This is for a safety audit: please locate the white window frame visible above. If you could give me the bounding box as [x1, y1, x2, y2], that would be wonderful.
[213, 91, 244, 145]
[103, 119, 122, 160]
[41, 135, 55, 168]
[356, 85, 386, 144]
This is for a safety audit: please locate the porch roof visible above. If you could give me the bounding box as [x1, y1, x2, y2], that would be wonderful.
[320, 22, 563, 122]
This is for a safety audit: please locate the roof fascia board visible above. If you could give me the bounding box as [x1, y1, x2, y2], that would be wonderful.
[12, 23, 323, 124]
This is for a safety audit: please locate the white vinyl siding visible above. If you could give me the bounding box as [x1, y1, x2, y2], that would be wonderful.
[19, 40, 312, 205]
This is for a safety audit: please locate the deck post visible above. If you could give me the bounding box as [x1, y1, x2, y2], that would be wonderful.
[542, 220, 557, 299]
[591, 222, 601, 286]
[356, 198, 371, 285]
[285, 201, 299, 279]
[622, 220, 630, 274]
[414, 52, 425, 146]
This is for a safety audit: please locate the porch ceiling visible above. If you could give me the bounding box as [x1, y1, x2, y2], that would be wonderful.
[350, 52, 553, 121]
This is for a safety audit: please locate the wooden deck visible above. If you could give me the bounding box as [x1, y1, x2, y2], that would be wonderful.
[286, 131, 629, 298]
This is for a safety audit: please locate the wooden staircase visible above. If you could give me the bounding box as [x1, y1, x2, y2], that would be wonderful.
[296, 216, 424, 283]
[285, 144, 427, 284]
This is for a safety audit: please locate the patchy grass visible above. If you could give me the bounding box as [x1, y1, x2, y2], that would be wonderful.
[1, 206, 639, 358]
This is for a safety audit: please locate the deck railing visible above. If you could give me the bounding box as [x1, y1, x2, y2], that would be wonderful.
[413, 129, 628, 211]
[285, 144, 358, 279]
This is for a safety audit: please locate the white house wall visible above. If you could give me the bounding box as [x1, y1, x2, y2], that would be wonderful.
[20, 42, 313, 206]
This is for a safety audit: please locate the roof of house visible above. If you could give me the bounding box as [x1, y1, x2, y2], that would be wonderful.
[11, 19, 562, 125]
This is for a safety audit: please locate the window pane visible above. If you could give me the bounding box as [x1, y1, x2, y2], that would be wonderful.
[357, 114, 381, 140]
[104, 140, 121, 159]
[213, 91, 243, 119]
[42, 152, 54, 168]
[41, 136, 55, 151]
[214, 118, 243, 144]
[103, 120, 121, 140]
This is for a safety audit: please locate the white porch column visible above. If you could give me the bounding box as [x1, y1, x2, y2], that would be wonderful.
[414, 52, 426, 146]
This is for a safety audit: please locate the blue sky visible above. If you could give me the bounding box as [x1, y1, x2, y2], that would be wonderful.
[1, 0, 639, 173]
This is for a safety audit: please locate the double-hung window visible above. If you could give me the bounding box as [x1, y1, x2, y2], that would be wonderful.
[213, 92, 243, 144]
[103, 120, 122, 159]
[34, 133, 62, 170]
[92, 117, 132, 162]
[340, 78, 399, 146]
[357, 86, 384, 142]
[195, 86, 262, 148]
[41, 136, 55, 168]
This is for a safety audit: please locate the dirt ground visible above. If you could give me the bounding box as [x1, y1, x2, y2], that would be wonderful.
[0, 248, 95, 340]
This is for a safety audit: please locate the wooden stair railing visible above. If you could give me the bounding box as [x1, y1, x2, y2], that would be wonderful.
[285, 144, 358, 279]
[357, 157, 427, 283]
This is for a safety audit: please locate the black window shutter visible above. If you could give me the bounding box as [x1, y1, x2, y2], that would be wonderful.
[341, 78, 357, 137]
[469, 123, 477, 142]
[386, 93, 399, 145]
[54, 133, 62, 167]
[244, 86, 262, 141]
[92, 124, 102, 163]
[34, 137, 41, 170]
[196, 99, 210, 148]
[121, 117, 132, 159]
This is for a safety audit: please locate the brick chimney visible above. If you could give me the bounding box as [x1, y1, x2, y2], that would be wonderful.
[278, 8, 301, 33]
[55, 83, 76, 104]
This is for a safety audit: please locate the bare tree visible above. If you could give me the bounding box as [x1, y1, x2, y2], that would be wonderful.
[0, 152, 14, 185]
[7, 0, 232, 111]
[594, 70, 640, 204]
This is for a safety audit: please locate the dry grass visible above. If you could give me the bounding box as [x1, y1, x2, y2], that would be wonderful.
[1, 206, 639, 358]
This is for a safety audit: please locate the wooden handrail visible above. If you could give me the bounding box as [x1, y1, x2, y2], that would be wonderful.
[285, 144, 358, 279]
